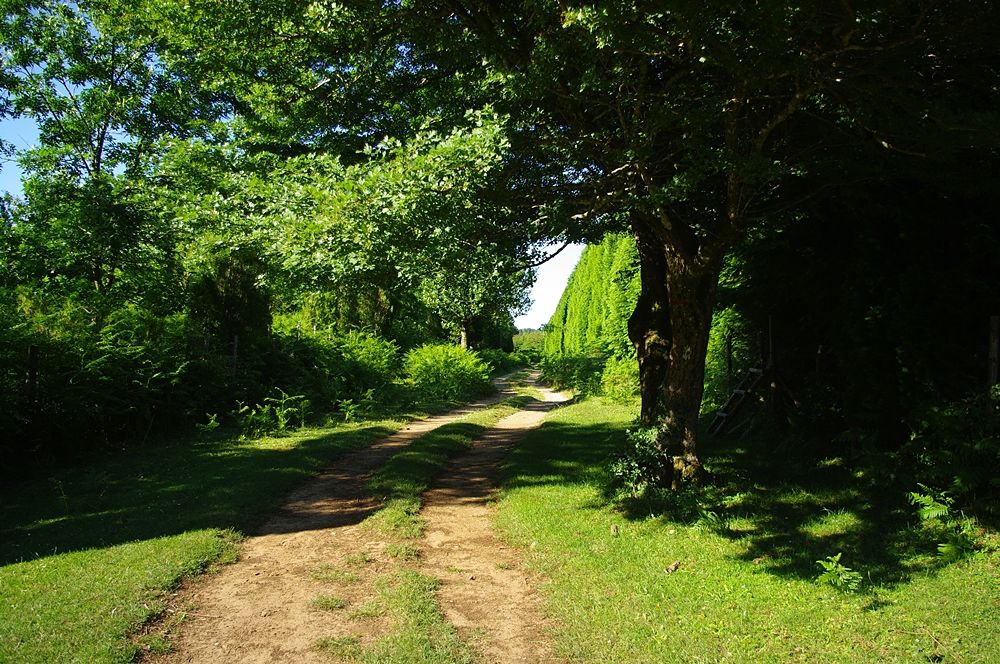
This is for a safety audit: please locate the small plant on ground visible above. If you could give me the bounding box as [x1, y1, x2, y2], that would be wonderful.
[314, 635, 362, 658]
[195, 412, 220, 436]
[343, 552, 375, 567]
[233, 389, 310, 439]
[311, 595, 347, 611]
[386, 542, 421, 560]
[265, 388, 310, 431]
[311, 564, 361, 585]
[908, 484, 982, 562]
[815, 552, 863, 593]
[338, 388, 377, 423]
[610, 425, 677, 499]
[348, 600, 385, 619]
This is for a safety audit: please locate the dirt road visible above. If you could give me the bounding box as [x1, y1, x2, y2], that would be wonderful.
[147, 375, 567, 663]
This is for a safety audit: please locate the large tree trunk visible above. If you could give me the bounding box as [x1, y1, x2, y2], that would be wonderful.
[628, 212, 722, 487]
[655, 251, 721, 487]
[628, 215, 672, 425]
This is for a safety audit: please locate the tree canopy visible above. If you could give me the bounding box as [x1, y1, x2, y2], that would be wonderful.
[2, 0, 998, 484]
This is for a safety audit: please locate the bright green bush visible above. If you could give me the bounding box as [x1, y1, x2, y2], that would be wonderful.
[476, 348, 525, 376]
[600, 355, 639, 401]
[539, 354, 604, 395]
[338, 331, 400, 389]
[403, 344, 492, 402]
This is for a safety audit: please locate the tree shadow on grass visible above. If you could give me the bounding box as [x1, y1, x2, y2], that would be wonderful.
[693, 435, 947, 588]
[501, 405, 958, 590]
[0, 423, 396, 566]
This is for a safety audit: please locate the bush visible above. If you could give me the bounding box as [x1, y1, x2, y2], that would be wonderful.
[338, 331, 400, 390]
[403, 344, 493, 403]
[477, 348, 524, 376]
[893, 390, 1000, 516]
[539, 354, 604, 394]
[601, 356, 639, 401]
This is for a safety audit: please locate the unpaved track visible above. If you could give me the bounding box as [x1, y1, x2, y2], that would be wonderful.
[419, 384, 567, 663]
[149, 375, 566, 663]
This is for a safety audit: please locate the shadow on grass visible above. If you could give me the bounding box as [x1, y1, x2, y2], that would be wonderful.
[502, 403, 960, 590]
[693, 435, 948, 588]
[0, 423, 396, 566]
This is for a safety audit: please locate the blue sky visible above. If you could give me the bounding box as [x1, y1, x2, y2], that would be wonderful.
[0, 117, 38, 198]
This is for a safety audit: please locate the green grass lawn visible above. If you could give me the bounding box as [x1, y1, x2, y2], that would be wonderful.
[0, 420, 401, 663]
[495, 397, 1000, 663]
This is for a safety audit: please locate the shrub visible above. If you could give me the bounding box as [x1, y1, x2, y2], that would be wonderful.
[601, 356, 639, 401]
[338, 331, 399, 389]
[477, 348, 524, 376]
[403, 344, 492, 403]
[539, 354, 604, 394]
[610, 426, 666, 496]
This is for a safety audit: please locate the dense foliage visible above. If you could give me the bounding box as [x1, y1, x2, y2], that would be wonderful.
[3, 0, 998, 492]
[544, 195, 1000, 515]
[0, 1, 531, 469]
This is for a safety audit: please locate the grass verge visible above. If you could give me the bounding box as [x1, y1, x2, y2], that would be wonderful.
[494, 397, 1000, 663]
[0, 420, 401, 663]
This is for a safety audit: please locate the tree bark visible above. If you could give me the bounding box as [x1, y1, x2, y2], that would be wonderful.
[655, 251, 721, 488]
[629, 211, 723, 486]
[628, 215, 672, 425]
[459, 323, 469, 349]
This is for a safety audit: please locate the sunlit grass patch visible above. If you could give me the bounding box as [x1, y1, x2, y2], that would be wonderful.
[495, 397, 1000, 663]
[386, 542, 421, 560]
[311, 564, 361, 585]
[347, 599, 385, 620]
[0, 529, 238, 664]
[355, 570, 476, 664]
[343, 551, 375, 567]
[363, 497, 424, 539]
[314, 634, 362, 659]
[311, 594, 348, 611]
[0, 419, 403, 663]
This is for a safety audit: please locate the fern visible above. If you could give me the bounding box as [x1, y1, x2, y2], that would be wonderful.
[815, 553, 862, 593]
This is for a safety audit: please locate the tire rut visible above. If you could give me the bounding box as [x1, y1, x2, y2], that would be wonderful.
[145, 373, 565, 664]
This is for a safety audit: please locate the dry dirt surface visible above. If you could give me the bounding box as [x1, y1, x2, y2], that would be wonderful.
[146, 374, 567, 664]
[419, 386, 567, 664]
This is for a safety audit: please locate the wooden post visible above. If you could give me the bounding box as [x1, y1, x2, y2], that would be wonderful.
[990, 315, 999, 388]
[26, 344, 39, 404]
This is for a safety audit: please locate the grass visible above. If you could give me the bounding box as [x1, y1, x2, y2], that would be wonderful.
[0, 419, 401, 663]
[494, 396, 1000, 663]
[312, 564, 362, 585]
[322, 570, 476, 664]
[314, 635, 363, 659]
[312, 594, 348, 611]
[358, 570, 477, 663]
